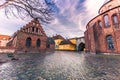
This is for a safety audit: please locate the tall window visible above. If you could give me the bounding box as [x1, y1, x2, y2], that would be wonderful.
[98, 21, 102, 29]
[36, 39, 41, 47]
[106, 35, 114, 49]
[104, 15, 110, 27]
[26, 37, 32, 48]
[112, 15, 118, 26]
[32, 27, 34, 32]
[36, 28, 38, 33]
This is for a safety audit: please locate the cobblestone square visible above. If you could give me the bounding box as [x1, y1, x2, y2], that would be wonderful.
[0, 51, 120, 80]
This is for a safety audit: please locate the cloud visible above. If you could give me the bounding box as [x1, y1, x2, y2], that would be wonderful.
[44, 0, 105, 38]
[0, 0, 106, 38]
[0, 9, 28, 35]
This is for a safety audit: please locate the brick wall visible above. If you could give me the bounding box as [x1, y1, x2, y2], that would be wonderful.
[85, 0, 120, 54]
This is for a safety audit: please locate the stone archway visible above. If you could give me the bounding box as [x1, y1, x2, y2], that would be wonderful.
[78, 43, 85, 51]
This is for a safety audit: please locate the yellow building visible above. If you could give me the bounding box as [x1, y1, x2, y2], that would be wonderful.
[52, 35, 64, 50]
[59, 40, 76, 51]
[53, 35, 84, 51]
[69, 38, 76, 44]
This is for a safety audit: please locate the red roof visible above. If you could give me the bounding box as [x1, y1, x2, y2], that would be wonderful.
[0, 34, 10, 40]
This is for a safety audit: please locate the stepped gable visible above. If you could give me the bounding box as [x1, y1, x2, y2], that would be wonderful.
[19, 18, 46, 36]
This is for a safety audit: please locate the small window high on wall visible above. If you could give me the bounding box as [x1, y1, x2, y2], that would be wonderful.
[106, 35, 114, 50]
[104, 15, 110, 27]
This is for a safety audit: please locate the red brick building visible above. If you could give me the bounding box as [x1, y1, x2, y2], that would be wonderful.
[7, 18, 55, 53]
[85, 0, 120, 53]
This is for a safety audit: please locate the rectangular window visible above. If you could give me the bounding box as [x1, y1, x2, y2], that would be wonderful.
[32, 27, 34, 32]
[36, 28, 38, 32]
[104, 15, 110, 27]
[107, 35, 114, 50]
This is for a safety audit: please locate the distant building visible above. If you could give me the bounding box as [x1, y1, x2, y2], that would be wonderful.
[7, 18, 55, 53]
[0, 34, 10, 47]
[85, 0, 120, 53]
[52, 35, 65, 50]
[76, 37, 85, 51]
[53, 35, 85, 51]
[46, 37, 55, 50]
[69, 37, 85, 51]
[59, 40, 76, 51]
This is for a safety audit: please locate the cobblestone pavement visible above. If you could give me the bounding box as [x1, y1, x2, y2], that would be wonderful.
[0, 51, 120, 80]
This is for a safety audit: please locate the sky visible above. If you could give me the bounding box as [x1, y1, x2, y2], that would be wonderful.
[0, 0, 106, 38]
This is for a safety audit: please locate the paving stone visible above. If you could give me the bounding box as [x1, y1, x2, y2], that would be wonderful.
[0, 51, 120, 80]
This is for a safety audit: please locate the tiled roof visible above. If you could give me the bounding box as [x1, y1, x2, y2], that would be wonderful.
[0, 34, 10, 40]
[59, 40, 75, 45]
[47, 37, 55, 44]
[52, 35, 64, 40]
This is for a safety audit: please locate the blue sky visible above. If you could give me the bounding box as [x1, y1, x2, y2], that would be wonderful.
[0, 0, 106, 38]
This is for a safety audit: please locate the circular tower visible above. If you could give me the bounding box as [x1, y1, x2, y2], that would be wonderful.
[85, 0, 120, 54]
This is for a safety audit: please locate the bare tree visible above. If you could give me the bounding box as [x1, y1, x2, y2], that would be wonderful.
[0, 0, 55, 23]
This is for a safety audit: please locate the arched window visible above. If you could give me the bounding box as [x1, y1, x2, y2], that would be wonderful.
[36, 39, 41, 47]
[112, 15, 118, 27]
[104, 15, 110, 27]
[98, 21, 102, 29]
[106, 35, 114, 49]
[26, 37, 32, 48]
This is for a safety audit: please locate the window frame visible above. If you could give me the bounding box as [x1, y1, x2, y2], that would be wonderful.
[104, 14, 110, 28]
[106, 35, 114, 50]
[112, 14, 119, 27]
[26, 37, 32, 48]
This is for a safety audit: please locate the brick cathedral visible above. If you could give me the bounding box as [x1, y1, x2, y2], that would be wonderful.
[85, 0, 120, 54]
[7, 18, 55, 53]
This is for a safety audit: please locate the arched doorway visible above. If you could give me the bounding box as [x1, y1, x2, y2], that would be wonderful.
[78, 43, 85, 51]
[36, 39, 41, 47]
[26, 37, 32, 48]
